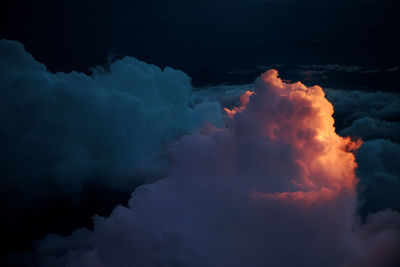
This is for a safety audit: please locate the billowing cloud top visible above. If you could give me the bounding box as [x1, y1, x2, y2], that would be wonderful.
[0, 39, 224, 255]
[25, 70, 399, 266]
[0, 39, 221, 195]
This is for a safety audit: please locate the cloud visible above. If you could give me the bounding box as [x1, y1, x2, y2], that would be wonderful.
[193, 84, 253, 109]
[194, 83, 400, 134]
[340, 117, 400, 143]
[351, 209, 400, 266]
[386, 66, 399, 72]
[324, 88, 400, 131]
[323, 89, 400, 218]
[0, 39, 221, 193]
[319, 86, 400, 219]
[299, 64, 381, 74]
[195, 81, 400, 219]
[356, 139, 400, 217]
[16, 70, 399, 267]
[0, 39, 221, 253]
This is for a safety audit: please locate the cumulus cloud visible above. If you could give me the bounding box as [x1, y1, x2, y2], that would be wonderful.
[0, 39, 221, 254]
[323, 89, 400, 217]
[0, 39, 221, 194]
[17, 70, 399, 267]
[324, 89, 400, 130]
[356, 139, 400, 217]
[340, 117, 400, 143]
[194, 81, 400, 218]
[194, 83, 400, 133]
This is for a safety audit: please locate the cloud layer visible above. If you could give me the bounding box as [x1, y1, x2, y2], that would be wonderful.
[19, 70, 399, 266]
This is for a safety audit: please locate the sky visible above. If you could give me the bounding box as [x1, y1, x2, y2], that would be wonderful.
[1, 0, 399, 87]
[0, 1, 399, 266]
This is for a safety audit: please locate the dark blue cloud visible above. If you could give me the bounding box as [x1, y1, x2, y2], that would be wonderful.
[356, 139, 400, 217]
[0, 39, 221, 254]
[0, 39, 221, 193]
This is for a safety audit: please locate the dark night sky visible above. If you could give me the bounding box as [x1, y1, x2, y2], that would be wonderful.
[1, 0, 399, 86]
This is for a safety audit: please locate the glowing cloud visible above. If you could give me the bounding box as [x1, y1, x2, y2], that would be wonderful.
[224, 90, 254, 117]
[18, 70, 400, 267]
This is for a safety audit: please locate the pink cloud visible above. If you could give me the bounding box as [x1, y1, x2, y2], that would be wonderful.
[31, 70, 400, 267]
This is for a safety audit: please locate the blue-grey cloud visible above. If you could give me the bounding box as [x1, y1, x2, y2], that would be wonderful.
[324, 88, 400, 130]
[340, 117, 400, 143]
[356, 139, 400, 217]
[0, 39, 221, 195]
[0, 39, 222, 255]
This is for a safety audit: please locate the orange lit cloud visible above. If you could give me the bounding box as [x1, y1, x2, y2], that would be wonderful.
[228, 69, 361, 196]
[29, 70, 399, 267]
[224, 90, 254, 118]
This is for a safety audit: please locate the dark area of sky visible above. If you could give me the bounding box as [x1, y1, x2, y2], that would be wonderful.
[1, 0, 399, 89]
